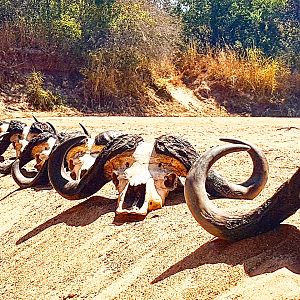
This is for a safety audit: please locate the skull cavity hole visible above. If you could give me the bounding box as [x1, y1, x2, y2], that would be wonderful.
[123, 184, 146, 210]
[164, 173, 177, 190]
[112, 172, 119, 186]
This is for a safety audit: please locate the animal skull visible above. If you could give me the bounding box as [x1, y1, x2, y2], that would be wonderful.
[66, 139, 104, 180]
[9, 126, 30, 158]
[48, 134, 269, 221]
[105, 141, 187, 216]
[10, 121, 55, 158]
[33, 136, 57, 170]
[65, 130, 125, 180]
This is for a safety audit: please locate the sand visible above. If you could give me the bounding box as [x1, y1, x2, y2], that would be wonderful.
[0, 116, 299, 300]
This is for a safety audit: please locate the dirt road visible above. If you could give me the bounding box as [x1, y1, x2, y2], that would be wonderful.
[0, 116, 299, 300]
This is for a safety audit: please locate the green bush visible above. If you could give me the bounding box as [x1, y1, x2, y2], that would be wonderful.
[26, 72, 61, 110]
[83, 0, 181, 106]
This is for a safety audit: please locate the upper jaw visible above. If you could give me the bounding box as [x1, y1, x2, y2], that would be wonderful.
[116, 183, 149, 216]
[115, 178, 166, 218]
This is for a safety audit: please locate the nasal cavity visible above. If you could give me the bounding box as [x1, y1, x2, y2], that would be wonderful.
[123, 184, 146, 210]
[164, 173, 177, 190]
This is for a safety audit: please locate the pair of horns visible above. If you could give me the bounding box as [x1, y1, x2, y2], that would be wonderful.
[185, 142, 299, 241]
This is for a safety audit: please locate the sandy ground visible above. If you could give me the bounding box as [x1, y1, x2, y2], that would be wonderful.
[0, 116, 299, 300]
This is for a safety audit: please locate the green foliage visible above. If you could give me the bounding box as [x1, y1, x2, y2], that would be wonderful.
[84, 0, 181, 104]
[173, 0, 299, 63]
[26, 72, 61, 110]
[0, 0, 299, 115]
[1, 0, 298, 66]
[0, 0, 115, 54]
[52, 3, 82, 46]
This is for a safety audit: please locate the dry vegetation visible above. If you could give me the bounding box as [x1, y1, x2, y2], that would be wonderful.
[178, 44, 300, 116]
[0, 1, 299, 116]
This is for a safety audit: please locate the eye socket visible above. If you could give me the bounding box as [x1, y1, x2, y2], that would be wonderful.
[90, 152, 100, 158]
[158, 162, 162, 168]
[164, 173, 177, 190]
[112, 172, 119, 186]
[125, 161, 130, 168]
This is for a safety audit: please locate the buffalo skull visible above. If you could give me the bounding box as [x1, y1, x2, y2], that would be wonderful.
[66, 130, 124, 180]
[107, 140, 188, 216]
[48, 134, 268, 219]
[0, 119, 56, 175]
[12, 129, 124, 189]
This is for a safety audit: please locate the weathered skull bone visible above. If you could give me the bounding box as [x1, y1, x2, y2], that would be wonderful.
[8, 120, 56, 158]
[12, 127, 125, 189]
[10, 125, 30, 158]
[48, 134, 269, 221]
[66, 130, 125, 180]
[106, 141, 187, 216]
[66, 139, 103, 180]
[33, 136, 57, 170]
[11, 131, 58, 188]
[0, 120, 27, 158]
[11, 125, 91, 188]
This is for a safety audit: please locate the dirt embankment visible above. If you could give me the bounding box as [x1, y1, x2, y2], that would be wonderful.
[0, 116, 299, 300]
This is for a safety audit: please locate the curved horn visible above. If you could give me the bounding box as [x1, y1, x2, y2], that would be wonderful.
[46, 122, 58, 136]
[155, 135, 199, 170]
[0, 122, 27, 174]
[184, 144, 300, 241]
[79, 123, 90, 137]
[94, 130, 125, 145]
[155, 135, 268, 199]
[0, 132, 12, 156]
[214, 137, 269, 199]
[48, 134, 143, 200]
[48, 135, 93, 200]
[0, 132, 15, 174]
[11, 159, 49, 188]
[33, 116, 39, 122]
[10, 132, 55, 187]
[0, 120, 27, 173]
[29, 121, 55, 136]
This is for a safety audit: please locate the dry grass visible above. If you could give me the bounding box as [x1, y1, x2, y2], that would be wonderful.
[0, 21, 49, 53]
[179, 44, 300, 115]
[26, 72, 61, 111]
[1, 17, 299, 116]
[83, 50, 177, 113]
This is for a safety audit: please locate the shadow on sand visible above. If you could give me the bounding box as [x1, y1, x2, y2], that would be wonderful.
[15, 186, 187, 243]
[16, 195, 117, 245]
[151, 224, 300, 283]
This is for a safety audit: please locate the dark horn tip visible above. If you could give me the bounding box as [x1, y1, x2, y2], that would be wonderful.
[79, 123, 90, 137]
[46, 122, 57, 136]
[219, 137, 246, 145]
[33, 115, 39, 122]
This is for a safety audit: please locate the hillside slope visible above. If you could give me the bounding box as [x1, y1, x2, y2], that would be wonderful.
[0, 79, 229, 117]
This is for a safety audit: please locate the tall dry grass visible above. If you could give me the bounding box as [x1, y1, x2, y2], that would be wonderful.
[179, 44, 299, 115]
[82, 0, 181, 112]
[0, 20, 50, 53]
[26, 72, 61, 111]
